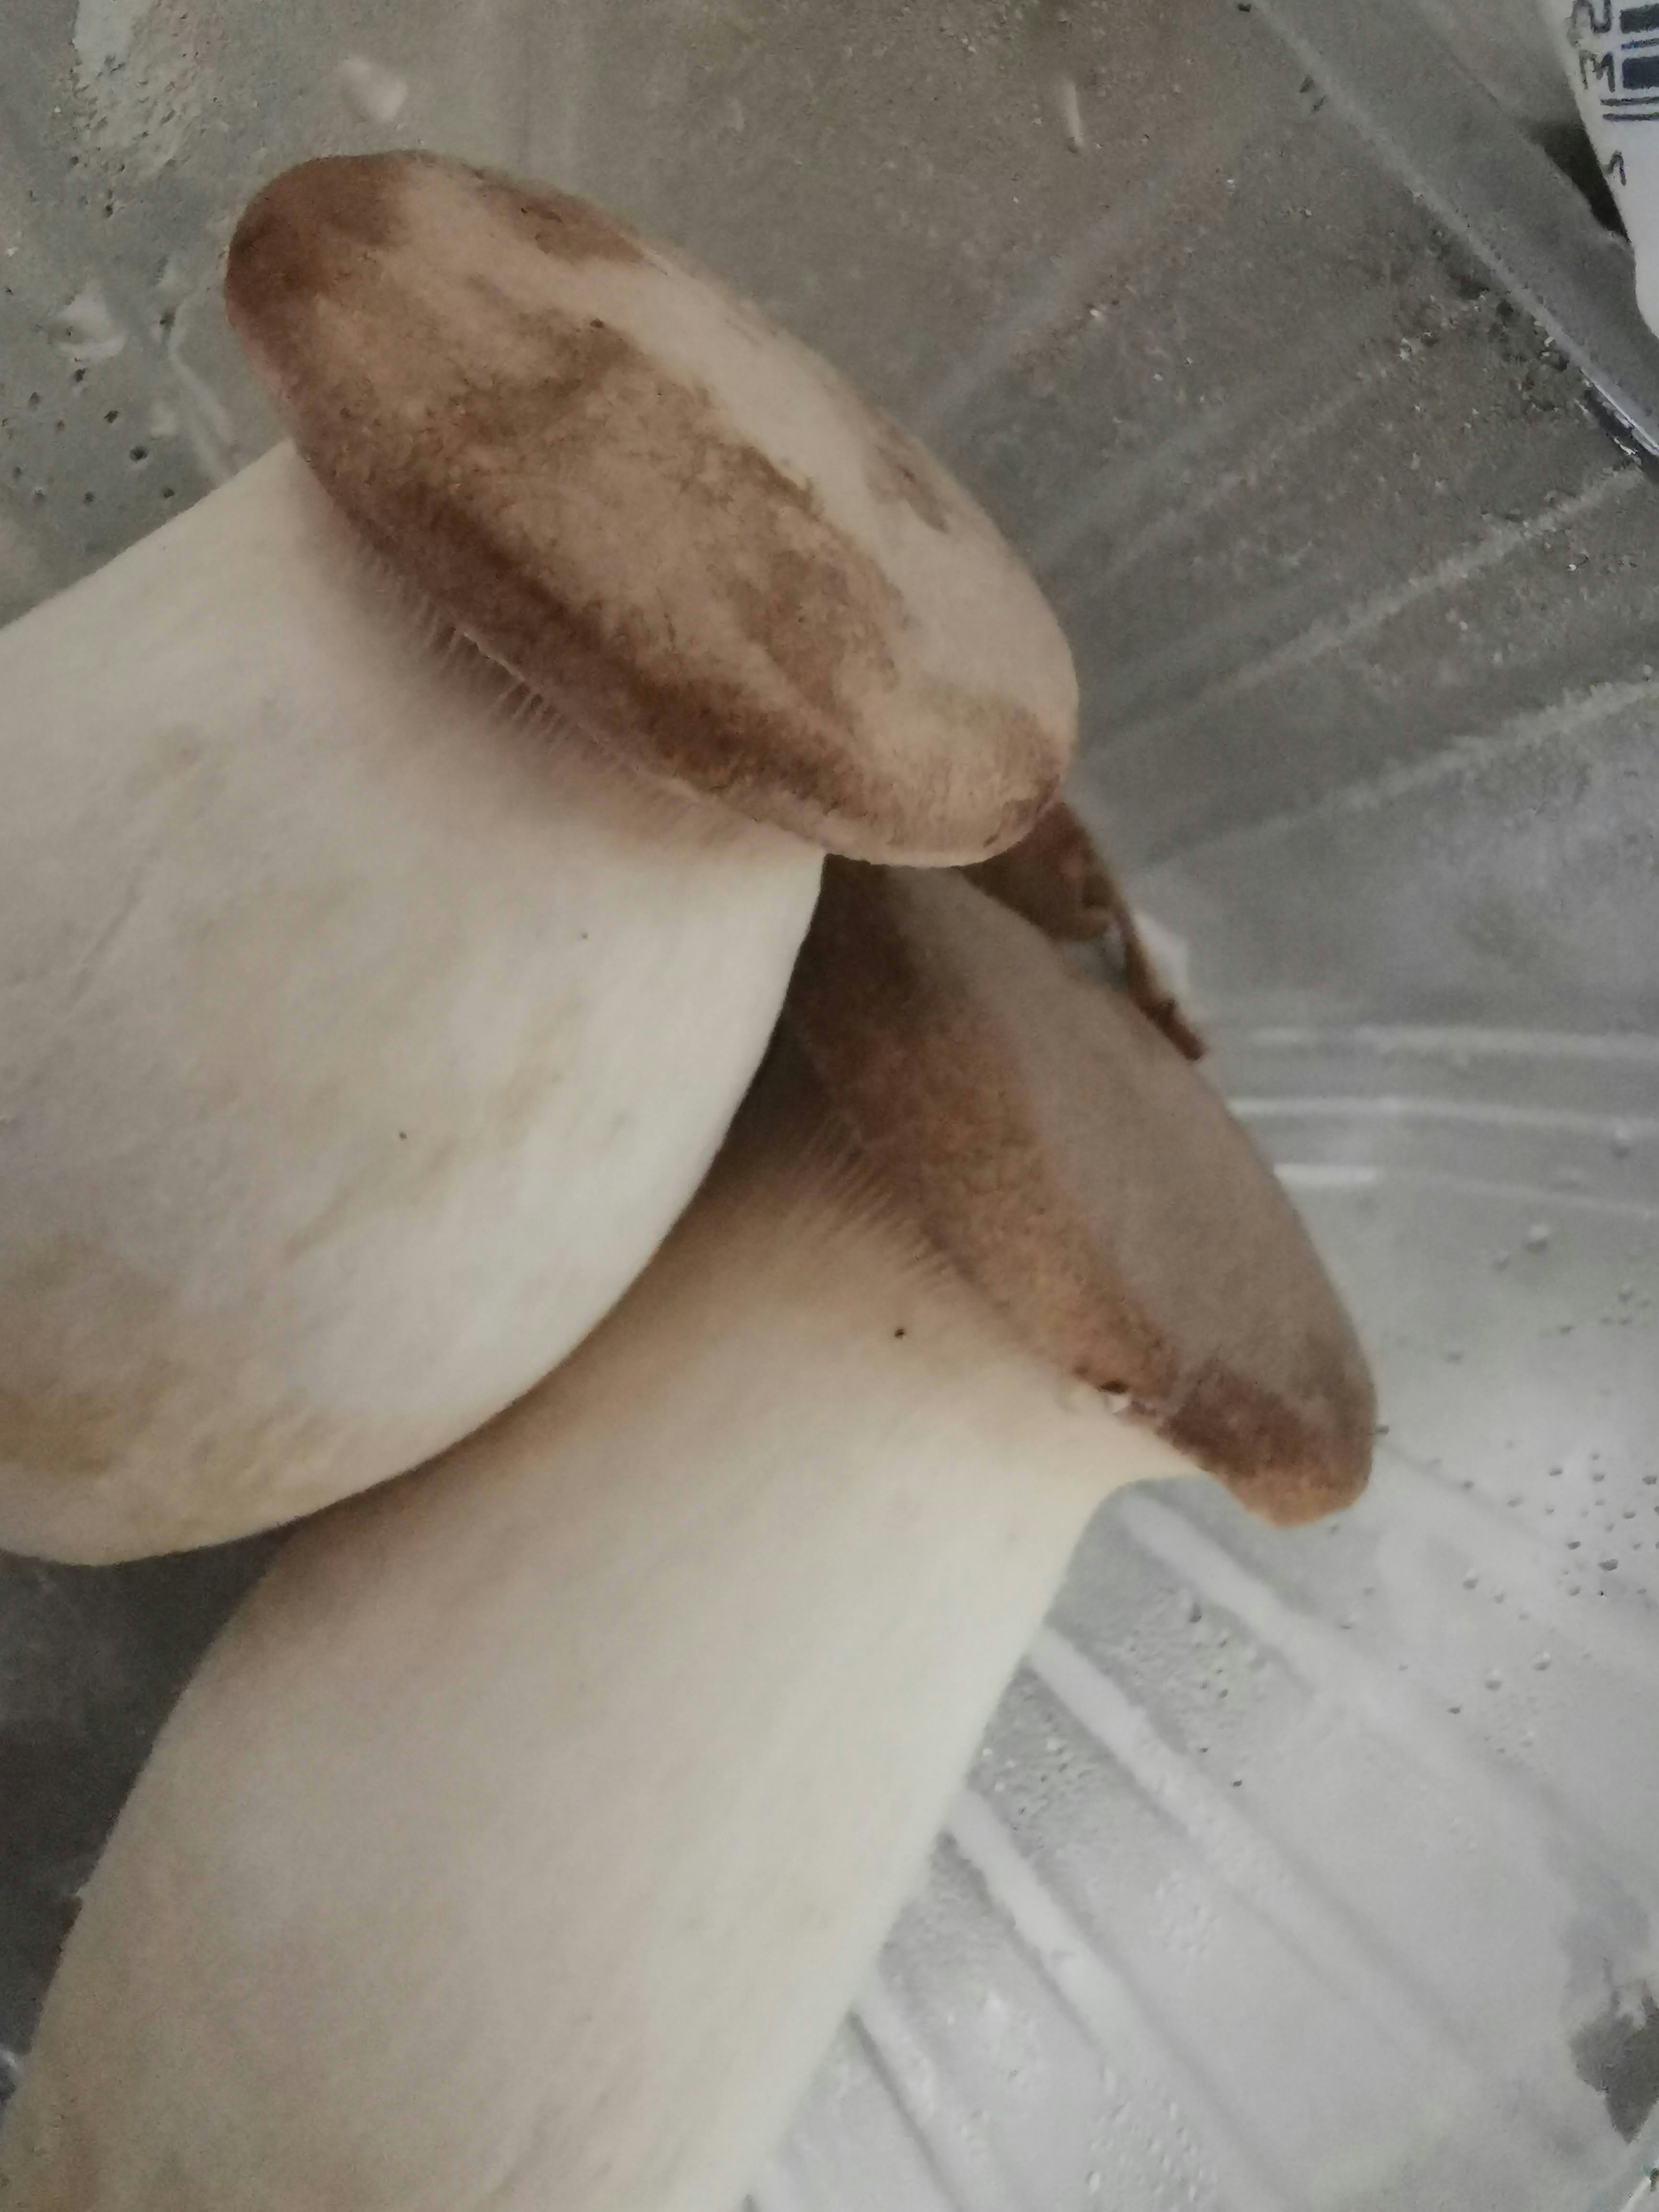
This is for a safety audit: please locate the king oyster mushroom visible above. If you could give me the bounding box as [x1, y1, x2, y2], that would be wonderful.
[0, 152, 1074, 1563]
[0, 864, 1372, 2212]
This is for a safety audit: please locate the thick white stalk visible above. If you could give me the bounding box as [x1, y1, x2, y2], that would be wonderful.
[0, 445, 819, 1561]
[0, 1085, 1190, 2212]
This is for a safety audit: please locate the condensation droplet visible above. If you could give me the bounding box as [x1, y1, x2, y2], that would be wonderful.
[337, 54, 409, 124]
[50, 281, 126, 365]
[1526, 1222, 1553, 1252]
[1055, 73, 1086, 150]
[1534, 1652, 1552, 1671]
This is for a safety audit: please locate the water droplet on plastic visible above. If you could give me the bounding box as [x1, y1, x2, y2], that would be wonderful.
[1526, 1222, 1553, 1252]
[1463, 1571, 1480, 1589]
[337, 54, 409, 124]
[1486, 1669, 1503, 1690]
[50, 281, 126, 366]
[1601, 1558, 1620, 1573]
[1534, 1652, 1552, 1671]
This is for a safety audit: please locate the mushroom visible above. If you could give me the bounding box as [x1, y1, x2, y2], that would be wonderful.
[0, 865, 1372, 2212]
[0, 152, 1074, 1563]
[965, 796, 1207, 1059]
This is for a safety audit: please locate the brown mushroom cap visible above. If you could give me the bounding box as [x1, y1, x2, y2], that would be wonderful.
[961, 798, 1122, 944]
[962, 799, 1207, 1060]
[225, 153, 1076, 865]
[786, 863, 1374, 1525]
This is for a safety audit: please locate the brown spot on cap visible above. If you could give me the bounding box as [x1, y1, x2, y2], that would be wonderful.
[963, 800, 1206, 1060]
[786, 863, 1373, 1524]
[225, 153, 1076, 863]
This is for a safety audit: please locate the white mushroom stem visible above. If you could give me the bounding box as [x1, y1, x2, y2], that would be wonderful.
[0, 1063, 1193, 2212]
[0, 444, 820, 1562]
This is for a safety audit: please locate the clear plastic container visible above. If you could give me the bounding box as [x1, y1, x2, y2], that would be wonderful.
[3, 2, 1658, 2204]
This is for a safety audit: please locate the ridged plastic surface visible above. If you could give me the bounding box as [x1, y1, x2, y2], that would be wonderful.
[3, 0, 1658, 2203]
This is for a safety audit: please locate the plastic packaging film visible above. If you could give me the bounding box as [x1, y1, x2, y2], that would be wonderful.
[3, 1, 1659, 2204]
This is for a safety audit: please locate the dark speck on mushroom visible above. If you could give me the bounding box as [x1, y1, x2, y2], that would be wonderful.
[863, 415, 953, 533]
